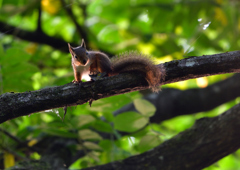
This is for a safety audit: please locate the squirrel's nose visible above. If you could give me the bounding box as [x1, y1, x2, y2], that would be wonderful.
[82, 59, 87, 65]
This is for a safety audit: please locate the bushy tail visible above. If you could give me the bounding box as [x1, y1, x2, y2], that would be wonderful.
[110, 52, 164, 92]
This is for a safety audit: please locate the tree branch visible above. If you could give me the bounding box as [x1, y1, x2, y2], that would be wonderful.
[81, 103, 240, 170]
[115, 73, 240, 123]
[1, 146, 30, 161]
[37, 1, 42, 33]
[0, 51, 240, 124]
[164, 51, 240, 84]
[0, 20, 114, 56]
[60, 0, 88, 44]
[0, 128, 23, 144]
[10, 102, 240, 169]
[0, 21, 70, 52]
[8, 136, 86, 169]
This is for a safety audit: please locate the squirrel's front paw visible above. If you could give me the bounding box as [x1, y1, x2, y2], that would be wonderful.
[72, 80, 82, 84]
[89, 72, 107, 81]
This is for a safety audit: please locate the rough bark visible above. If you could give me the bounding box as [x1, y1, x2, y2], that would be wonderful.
[0, 51, 240, 123]
[164, 51, 240, 84]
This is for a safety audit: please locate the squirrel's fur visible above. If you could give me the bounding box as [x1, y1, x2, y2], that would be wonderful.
[68, 39, 164, 92]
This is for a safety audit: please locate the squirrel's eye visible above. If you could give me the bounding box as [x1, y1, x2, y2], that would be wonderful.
[74, 56, 77, 59]
[86, 52, 88, 55]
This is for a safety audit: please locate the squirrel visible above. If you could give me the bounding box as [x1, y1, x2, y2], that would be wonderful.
[68, 39, 164, 92]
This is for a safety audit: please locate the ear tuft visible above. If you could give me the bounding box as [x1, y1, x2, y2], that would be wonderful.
[80, 39, 86, 49]
[68, 43, 74, 52]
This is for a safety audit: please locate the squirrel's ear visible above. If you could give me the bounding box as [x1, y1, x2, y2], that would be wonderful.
[80, 39, 86, 49]
[68, 43, 74, 53]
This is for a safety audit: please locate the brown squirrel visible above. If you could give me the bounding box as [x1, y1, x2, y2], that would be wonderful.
[68, 39, 163, 92]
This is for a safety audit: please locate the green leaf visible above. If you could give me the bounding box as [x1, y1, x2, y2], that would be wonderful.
[133, 99, 156, 117]
[42, 128, 77, 138]
[82, 141, 103, 151]
[71, 114, 96, 128]
[3, 62, 38, 76]
[138, 135, 161, 153]
[89, 94, 133, 113]
[98, 25, 121, 43]
[92, 120, 113, 133]
[98, 140, 113, 151]
[0, 44, 4, 57]
[113, 111, 149, 133]
[44, 120, 70, 129]
[1, 47, 31, 66]
[2, 62, 39, 92]
[78, 129, 102, 141]
[102, 112, 114, 122]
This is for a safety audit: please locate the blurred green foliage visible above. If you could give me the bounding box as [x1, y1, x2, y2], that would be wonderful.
[0, 0, 240, 169]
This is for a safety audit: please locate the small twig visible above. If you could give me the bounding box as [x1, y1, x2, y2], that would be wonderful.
[63, 106, 67, 120]
[1, 145, 30, 161]
[60, 0, 88, 43]
[0, 127, 23, 144]
[0, 128, 42, 153]
[37, 1, 42, 33]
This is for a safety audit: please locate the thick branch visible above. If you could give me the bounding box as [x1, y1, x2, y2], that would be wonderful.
[163, 51, 240, 83]
[0, 51, 240, 123]
[115, 74, 240, 122]
[81, 103, 240, 170]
